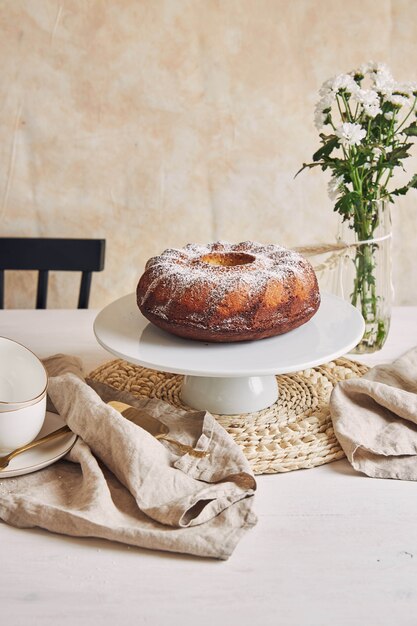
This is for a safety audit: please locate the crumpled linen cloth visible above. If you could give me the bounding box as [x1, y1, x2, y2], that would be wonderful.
[330, 347, 417, 480]
[0, 355, 257, 560]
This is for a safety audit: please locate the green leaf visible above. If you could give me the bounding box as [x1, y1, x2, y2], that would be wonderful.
[391, 143, 413, 158]
[402, 122, 417, 136]
[312, 136, 339, 162]
[294, 162, 320, 178]
[334, 191, 361, 220]
[392, 186, 409, 196]
[408, 173, 417, 188]
[391, 173, 417, 196]
[382, 144, 413, 169]
[319, 133, 337, 141]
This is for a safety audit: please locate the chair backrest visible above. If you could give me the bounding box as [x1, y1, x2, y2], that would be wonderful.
[0, 238, 106, 309]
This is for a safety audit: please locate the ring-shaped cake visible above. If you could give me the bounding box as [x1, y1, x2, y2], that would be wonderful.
[136, 241, 320, 342]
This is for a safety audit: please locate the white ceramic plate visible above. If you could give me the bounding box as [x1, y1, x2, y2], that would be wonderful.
[0, 411, 77, 478]
[94, 292, 365, 377]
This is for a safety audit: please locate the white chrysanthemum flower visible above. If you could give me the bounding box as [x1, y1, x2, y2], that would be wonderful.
[364, 104, 382, 118]
[374, 77, 394, 95]
[331, 73, 359, 94]
[319, 78, 334, 97]
[354, 89, 379, 106]
[396, 81, 417, 96]
[358, 61, 392, 80]
[387, 94, 410, 107]
[384, 111, 394, 120]
[372, 147, 383, 159]
[328, 174, 345, 201]
[375, 62, 392, 74]
[314, 109, 326, 130]
[385, 93, 411, 107]
[319, 73, 358, 97]
[359, 61, 383, 75]
[335, 122, 367, 147]
[314, 94, 334, 129]
[371, 66, 395, 96]
[321, 93, 334, 108]
[352, 89, 382, 118]
[314, 93, 334, 129]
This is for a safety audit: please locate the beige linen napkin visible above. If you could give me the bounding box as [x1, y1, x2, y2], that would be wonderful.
[0, 355, 257, 559]
[330, 347, 417, 480]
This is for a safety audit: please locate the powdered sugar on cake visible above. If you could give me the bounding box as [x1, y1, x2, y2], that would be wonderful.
[137, 241, 311, 330]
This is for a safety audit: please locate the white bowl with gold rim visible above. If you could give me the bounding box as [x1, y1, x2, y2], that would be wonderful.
[0, 337, 48, 453]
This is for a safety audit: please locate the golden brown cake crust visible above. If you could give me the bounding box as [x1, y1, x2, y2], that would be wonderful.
[136, 241, 320, 342]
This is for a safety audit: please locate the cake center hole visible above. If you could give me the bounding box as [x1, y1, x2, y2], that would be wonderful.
[200, 252, 256, 267]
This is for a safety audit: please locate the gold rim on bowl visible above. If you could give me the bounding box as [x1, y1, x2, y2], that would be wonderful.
[0, 336, 48, 410]
[0, 390, 48, 413]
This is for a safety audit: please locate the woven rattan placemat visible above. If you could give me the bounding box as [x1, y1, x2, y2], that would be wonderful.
[88, 357, 368, 475]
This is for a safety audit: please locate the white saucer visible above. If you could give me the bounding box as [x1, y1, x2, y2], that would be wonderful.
[0, 411, 77, 478]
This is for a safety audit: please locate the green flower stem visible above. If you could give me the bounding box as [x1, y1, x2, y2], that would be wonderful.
[336, 94, 347, 123]
[395, 95, 417, 133]
[348, 193, 389, 351]
[341, 93, 353, 122]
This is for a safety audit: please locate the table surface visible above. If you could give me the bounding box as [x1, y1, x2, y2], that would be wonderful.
[1, 306, 417, 626]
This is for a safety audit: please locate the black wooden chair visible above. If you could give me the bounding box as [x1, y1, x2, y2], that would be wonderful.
[0, 238, 106, 309]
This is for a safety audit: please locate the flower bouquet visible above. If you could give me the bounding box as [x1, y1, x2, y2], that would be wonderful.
[298, 62, 417, 352]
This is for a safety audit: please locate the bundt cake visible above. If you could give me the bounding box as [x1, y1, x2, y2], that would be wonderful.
[136, 241, 320, 342]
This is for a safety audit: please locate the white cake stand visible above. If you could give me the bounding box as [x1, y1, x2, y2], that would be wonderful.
[93, 293, 364, 415]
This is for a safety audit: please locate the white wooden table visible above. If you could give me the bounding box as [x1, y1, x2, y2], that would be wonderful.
[1, 306, 417, 626]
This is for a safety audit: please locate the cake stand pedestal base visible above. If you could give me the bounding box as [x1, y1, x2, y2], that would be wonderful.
[181, 374, 278, 414]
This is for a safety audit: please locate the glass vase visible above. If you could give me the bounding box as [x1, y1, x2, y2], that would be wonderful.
[332, 199, 392, 354]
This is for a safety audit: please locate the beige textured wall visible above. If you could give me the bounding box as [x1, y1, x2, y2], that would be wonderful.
[1, 0, 416, 308]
